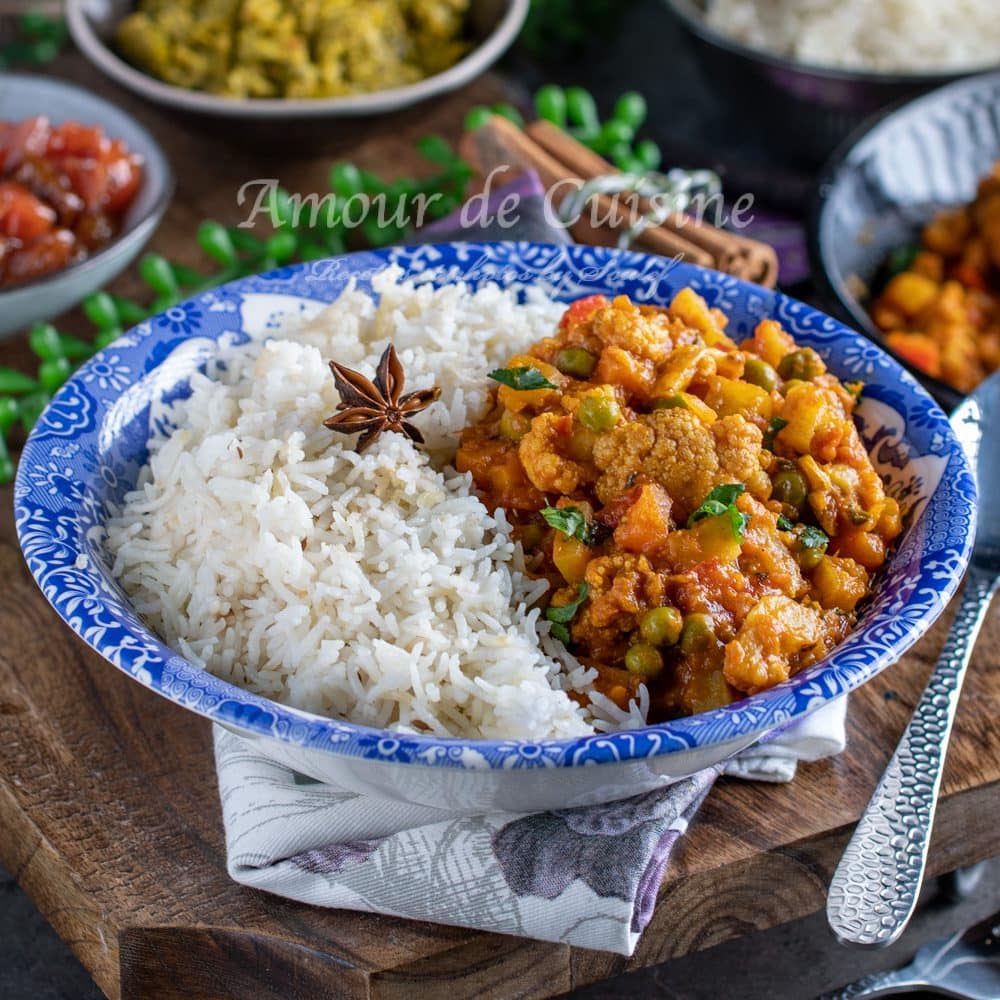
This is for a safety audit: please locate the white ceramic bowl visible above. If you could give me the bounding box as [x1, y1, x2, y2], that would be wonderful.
[68, 0, 529, 120]
[0, 73, 172, 337]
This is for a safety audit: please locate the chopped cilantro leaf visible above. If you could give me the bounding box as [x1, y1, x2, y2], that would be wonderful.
[488, 366, 557, 391]
[541, 505, 592, 545]
[776, 514, 795, 531]
[798, 526, 829, 549]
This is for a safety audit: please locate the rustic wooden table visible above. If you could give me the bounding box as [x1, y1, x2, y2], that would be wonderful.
[0, 54, 998, 1000]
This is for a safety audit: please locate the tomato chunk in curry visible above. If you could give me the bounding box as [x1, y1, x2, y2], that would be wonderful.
[456, 291, 901, 721]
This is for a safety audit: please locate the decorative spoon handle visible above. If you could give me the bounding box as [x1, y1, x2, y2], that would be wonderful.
[827, 565, 998, 948]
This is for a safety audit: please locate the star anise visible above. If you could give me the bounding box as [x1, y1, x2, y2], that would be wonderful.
[325, 343, 441, 452]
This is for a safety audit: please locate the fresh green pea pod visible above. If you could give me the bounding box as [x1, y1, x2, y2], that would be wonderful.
[28, 323, 64, 361]
[358, 169, 386, 196]
[170, 263, 206, 288]
[0, 397, 19, 434]
[139, 254, 179, 297]
[0, 367, 39, 394]
[265, 231, 298, 263]
[330, 162, 364, 198]
[197, 220, 237, 266]
[464, 105, 493, 132]
[535, 84, 567, 126]
[569, 124, 601, 149]
[39, 357, 71, 394]
[565, 87, 599, 131]
[613, 91, 648, 129]
[267, 188, 296, 228]
[608, 143, 635, 171]
[82, 291, 119, 329]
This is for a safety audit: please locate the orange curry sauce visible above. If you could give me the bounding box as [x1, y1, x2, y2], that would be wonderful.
[457, 292, 901, 721]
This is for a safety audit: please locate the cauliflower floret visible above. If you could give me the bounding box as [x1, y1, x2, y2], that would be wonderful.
[590, 296, 683, 363]
[723, 595, 824, 694]
[518, 412, 586, 495]
[593, 408, 764, 521]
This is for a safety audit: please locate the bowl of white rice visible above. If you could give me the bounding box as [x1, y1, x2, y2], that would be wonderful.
[665, 0, 1000, 165]
[14, 242, 975, 812]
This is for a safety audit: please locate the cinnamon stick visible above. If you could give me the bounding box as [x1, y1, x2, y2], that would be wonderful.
[525, 119, 779, 287]
[459, 117, 716, 267]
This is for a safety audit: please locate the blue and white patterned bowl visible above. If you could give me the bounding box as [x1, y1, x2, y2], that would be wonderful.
[15, 243, 976, 812]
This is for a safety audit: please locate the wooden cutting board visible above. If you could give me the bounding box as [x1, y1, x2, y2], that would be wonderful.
[0, 53, 998, 1000]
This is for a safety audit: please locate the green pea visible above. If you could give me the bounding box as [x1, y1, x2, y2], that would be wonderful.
[635, 139, 662, 172]
[555, 347, 597, 378]
[639, 606, 684, 647]
[94, 326, 123, 350]
[743, 357, 778, 391]
[0, 436, 12, 485]
[330, 162, 364, 197]
[499, 409, 532, 442]
[613, 91, 648, 129]
[0, 367, 38, 394]
[111, 296, 148, 327]
[464, 105, 493, 132]
[625, 642, 664, 678]
[265, 231, 298, 263]
[82, 291, 119, 330]
[565, 87, 599, 131]
[597, 119, 635, 153]
[39, 357, 71, 394]
[778, 348, 825, 382]
[652, 394, 688, 410]
[610, 143, 636, 171]
[139, 254, 179, 297]
[197, 220, 237, 266]
[679, 613, 715, 655]
[535, 84, 567, 126]
[772, 468, 808, 515]
[18, 391, 48, 432]
[0, 397, 19, 434]
[28, 323, 64, 361]
[577, 395, 621, 433]
[798, 546, 825, 571]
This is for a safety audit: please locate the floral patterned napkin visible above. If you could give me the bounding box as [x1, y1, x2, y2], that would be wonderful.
[215, 699, 845, 956]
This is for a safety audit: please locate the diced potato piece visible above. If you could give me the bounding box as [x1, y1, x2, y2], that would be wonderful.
[691, 511, 743, 563]
[614, 483, 673, 556]
[553, 533, 591, 585]
[881, 272, 938, 318]
[812, 556, 869, 611]
[747, 319, 796, 368]
[650, 343, 715, 395]
[676, 392, 718, 425]
[497, 354, 562, 413]
[831, 526, 887, 571]
[704, 375, 773, 421]
[778, 382, 840, 454]
[670, 287, 731, 346]
[595, 345, 655, 402]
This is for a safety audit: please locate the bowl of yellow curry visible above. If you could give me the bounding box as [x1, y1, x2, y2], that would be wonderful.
[67, 0, 528, 120]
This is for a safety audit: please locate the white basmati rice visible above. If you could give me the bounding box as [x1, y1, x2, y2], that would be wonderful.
[105, 269, 647, 740]
[705, 0, 1000, 73]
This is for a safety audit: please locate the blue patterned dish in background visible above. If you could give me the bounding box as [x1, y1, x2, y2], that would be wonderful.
[14, 243, 976, 812]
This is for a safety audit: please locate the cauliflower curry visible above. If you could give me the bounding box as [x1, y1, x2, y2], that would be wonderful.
[456, 291, 902, 720]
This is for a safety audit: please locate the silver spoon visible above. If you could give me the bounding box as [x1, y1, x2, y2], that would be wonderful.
[827, 370, 1000, 949]
[821, 914, 1000, 998]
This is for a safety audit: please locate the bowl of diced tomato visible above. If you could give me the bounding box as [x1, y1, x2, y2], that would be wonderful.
[0, 73, 173, 337]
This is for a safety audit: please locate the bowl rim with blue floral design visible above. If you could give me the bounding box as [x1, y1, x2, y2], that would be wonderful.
[14, 242, 977, 772]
